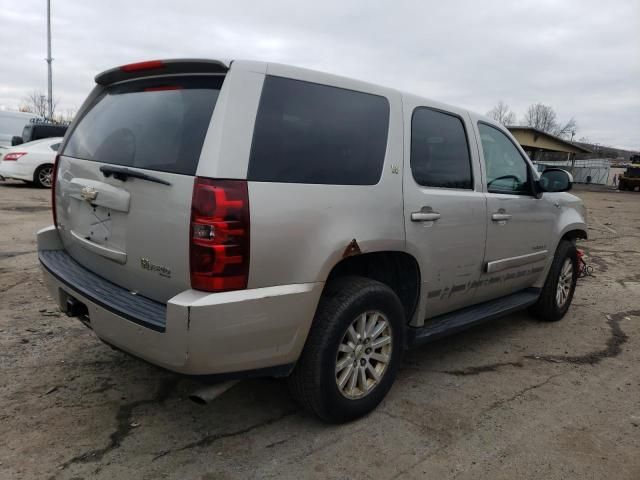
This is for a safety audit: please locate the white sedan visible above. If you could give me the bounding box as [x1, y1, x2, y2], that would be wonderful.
[0, 137, 62, 188]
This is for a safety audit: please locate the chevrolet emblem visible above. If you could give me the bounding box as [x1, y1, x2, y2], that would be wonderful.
[80, 186, 98, 202]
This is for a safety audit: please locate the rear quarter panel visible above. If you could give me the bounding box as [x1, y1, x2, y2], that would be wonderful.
[239, 65, 406, 288]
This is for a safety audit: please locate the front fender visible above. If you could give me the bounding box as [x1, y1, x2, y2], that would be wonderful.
[533, 194, 587, 288]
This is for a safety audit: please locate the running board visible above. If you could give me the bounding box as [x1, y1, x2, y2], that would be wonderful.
[407, 288, 540, 347]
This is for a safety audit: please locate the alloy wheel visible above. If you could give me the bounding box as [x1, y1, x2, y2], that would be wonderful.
[556, 258, 573, 307]
[39, 166, 53, 188]
[335, 310, 392, 400]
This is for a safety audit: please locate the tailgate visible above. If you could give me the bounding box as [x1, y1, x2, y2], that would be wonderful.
[55, 74, 224, 303]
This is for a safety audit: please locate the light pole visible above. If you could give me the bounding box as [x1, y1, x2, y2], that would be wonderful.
[46, 0, 53, 120]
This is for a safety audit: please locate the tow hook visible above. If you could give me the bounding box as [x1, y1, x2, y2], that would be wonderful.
[65, 297, 88, 318]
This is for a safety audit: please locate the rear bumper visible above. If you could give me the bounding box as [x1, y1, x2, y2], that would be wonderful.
[37, 226, 323, 376]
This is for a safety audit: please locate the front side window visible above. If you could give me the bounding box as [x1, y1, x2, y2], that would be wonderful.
[410, 108, 472, 189]
[248, 76, 390, 185]
[478, 123, 531, 194]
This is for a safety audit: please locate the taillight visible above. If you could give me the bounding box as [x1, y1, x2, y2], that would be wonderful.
[190, 178, 250, 292]
[3, 152, 27, 161]
[120, 60, 164, 72]
[52, 154, 60, 227]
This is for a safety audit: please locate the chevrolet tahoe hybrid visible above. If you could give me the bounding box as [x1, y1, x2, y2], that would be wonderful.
[37, 59, 587, 422]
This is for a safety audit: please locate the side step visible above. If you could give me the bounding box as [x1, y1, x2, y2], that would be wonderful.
[407, 288, 540, 348]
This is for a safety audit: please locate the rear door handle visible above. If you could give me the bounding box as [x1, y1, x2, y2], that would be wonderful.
[491, 213, 512, 221]
[411, 211, 441, 222]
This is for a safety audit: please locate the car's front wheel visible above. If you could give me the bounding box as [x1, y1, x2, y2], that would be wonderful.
[34, 164, 54, 188]
[288, 276, 405, 423]
[531, 240, 578, 321]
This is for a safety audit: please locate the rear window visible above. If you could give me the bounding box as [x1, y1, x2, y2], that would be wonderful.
[248, 76, 389, 185]
[63, 76, 223, 175]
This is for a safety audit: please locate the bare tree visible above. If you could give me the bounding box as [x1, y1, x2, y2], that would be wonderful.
[20, 90, 59, 119]
[53, 108, 76, 123]
[554, 117, 577, 139]
[522, 103, 556, 132]
[487, 101, 516, 126]
[522, 103, 577, 139]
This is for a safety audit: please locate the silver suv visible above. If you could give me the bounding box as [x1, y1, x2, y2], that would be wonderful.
[38, 59, 587, 422]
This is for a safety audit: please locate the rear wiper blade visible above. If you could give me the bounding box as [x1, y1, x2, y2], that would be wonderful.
[99, 165, 171, 186]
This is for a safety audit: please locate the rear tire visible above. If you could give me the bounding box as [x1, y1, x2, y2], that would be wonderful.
[288, 276, 405, 423]
[34, 164, 54, 189]
[531, 240, 578, 322]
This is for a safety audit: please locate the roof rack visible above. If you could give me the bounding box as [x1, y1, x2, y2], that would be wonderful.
[28, 118, 71, 127]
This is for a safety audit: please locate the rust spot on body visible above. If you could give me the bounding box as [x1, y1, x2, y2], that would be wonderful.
[343, 238, 361, 258]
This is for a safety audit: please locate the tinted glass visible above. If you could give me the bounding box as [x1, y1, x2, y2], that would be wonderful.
[410, 108, 472, 189]
[478, 123, 530, 194]
[50, 143, 61, 151]
[539, 169, 570, 192]
[29, 125, 67, 141]
[21, 125, 32, 141]
[63, 76, 222, 175]
[248, 76, 389, 185]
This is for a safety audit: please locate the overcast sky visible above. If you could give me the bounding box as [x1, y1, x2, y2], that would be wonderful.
[1, 0, 638, 149]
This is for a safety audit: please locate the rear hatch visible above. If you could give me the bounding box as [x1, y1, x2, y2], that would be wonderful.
[55, 63, 226, 303]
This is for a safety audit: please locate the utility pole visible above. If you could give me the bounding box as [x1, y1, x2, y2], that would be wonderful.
[46, 0, 53, 120]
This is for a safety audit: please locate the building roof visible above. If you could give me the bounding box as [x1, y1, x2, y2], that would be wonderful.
[538, 158, 610, 168]
[507, 126, 592, 154]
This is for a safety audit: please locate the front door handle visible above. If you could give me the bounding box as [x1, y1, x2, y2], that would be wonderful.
[411, 211, 441, 222]
[491, 213, 512, 221]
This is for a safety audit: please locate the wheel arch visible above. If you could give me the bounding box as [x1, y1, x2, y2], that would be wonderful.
[324, 250, 421, 324]
[533, 225, 587, 289]
[560, 226, 588, 243]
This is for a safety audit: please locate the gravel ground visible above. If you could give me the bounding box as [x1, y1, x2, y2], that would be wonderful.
[0, 180, 639, 480]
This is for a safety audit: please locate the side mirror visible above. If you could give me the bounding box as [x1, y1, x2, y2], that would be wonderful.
[537, 168, 573, 194]
[11, 136, 23, 146]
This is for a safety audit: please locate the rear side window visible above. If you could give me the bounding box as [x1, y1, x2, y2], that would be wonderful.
[248, 76, 390, 185]
[63, 76, 223, 175]
[410, 108, 472, 189]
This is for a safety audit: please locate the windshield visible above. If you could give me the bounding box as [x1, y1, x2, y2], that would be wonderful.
[63, 76, 223, 175]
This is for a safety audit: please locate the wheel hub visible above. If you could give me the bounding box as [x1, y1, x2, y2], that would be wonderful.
[335, 310, 393, 400]
[556, 258, 574, 308]
[39, 166, 53, 188]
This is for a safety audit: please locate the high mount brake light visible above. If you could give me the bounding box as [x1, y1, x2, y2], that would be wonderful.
[120, 60, 164, 72]
[3, 152, 27, 161]
[143, 85, 182, 92]
[190, 178, 250, 292]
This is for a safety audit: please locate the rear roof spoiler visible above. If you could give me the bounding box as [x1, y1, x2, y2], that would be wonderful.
[95, 59, 230, 86]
